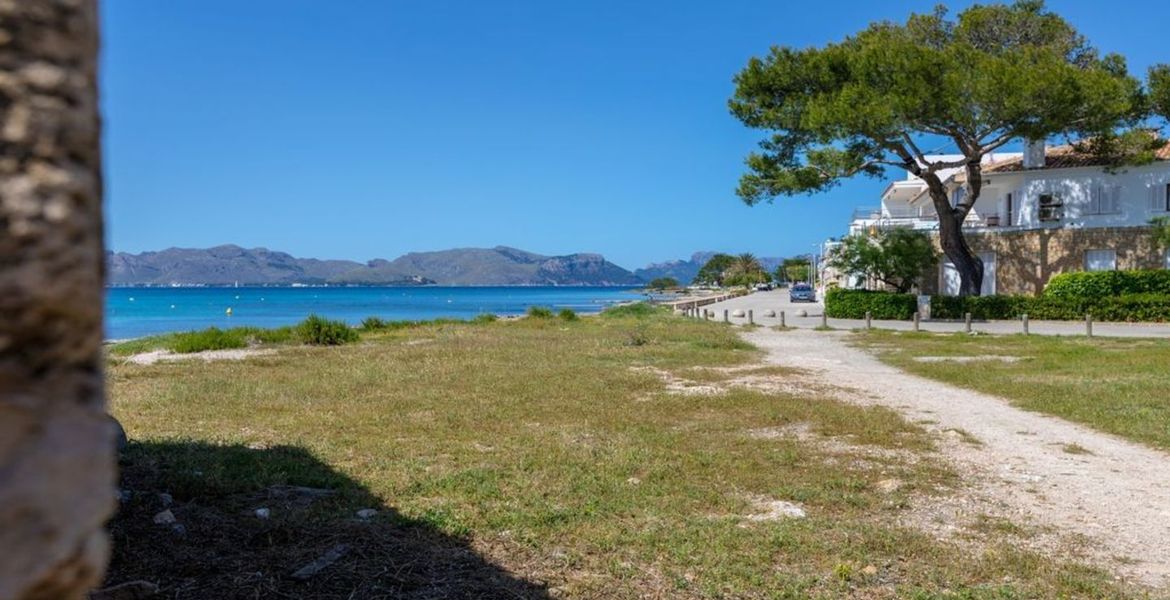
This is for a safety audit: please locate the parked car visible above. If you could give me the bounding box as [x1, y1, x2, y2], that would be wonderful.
[754, 282, 773, 291]
[789, 283, 816, 302]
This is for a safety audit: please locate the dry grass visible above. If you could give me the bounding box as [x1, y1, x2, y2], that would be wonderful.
[105, 314, 1137, 598]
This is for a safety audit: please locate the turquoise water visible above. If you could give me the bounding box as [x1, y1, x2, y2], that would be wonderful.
[106, 286, 645, 339]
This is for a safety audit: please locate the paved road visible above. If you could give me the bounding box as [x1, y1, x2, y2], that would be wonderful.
[689, 289, 1170, 339]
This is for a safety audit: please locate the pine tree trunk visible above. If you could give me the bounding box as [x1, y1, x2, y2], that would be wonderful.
[937, 208, 984, 296]
[0, 1, 113, 599]
[924, 173, 984, 297]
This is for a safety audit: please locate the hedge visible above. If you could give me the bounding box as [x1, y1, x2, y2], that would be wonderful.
[1044, 270, 1170, 298]
[824, 289, 917, 320]
[932, 293, 1170, 322]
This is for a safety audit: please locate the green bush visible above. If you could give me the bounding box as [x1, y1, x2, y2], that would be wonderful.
[471, 313, 498, 324]
[361, 316, 389, 330]
[558, 308, 579, 321]
[931, 294, 1170, 322]
[1044, 270, 1170, 298]
[170, 327, 249, 354]
[526, 306, 554, 318]
[601, 302, 661, 318]
[296, 314, 359, 345]
[824, 289, 917, 320]
[930, 295, 1032, 320]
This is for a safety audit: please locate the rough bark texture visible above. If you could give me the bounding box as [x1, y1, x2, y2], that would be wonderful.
[0, 1, 114, 599]
[924, 172, 984, 296]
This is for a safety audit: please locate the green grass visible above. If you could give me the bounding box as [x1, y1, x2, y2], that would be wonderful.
[855, 330, 1170, 450]
[106, 314, 1137, 598]
[108, 325, 297, 356]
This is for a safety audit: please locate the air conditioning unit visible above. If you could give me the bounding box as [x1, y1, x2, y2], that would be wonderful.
[1038, 193, 1063, 222]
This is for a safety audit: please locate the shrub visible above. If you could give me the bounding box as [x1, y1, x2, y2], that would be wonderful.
[241, 326, 295, 344]
[296, 314, 359, 345]
[170, 327, 248, 354]
[1044, 270, 1170, 298]
[361, 316, 389, 330]
[623, 328, 650, 346]
[824, 289, 917, 320]
[471, 313, 498, 324]
[930, 293, 1170, 322]
[930, 295, 1032, 320]
[558, 308, 579, 321]
[601, 302, 661, 318]
[647, 277, 679, 291]
[526, 306, 554, 319]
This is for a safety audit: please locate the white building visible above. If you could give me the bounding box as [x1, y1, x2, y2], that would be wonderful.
[837, 141, 1170, 295]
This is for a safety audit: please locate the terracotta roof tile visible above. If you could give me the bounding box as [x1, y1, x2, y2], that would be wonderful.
[982, 140, 1170, 173]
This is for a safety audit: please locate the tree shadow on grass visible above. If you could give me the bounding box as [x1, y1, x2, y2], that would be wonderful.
[104, 441, 550, 599]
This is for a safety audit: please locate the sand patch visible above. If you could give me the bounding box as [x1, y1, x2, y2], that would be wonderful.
[912, 355, 1025, 363]
[125, 348, 275, 365]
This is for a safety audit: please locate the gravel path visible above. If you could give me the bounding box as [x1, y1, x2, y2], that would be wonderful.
[744, 327, 1170, 588]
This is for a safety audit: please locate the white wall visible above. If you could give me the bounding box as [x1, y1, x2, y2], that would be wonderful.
[983, 162, 1170, 229]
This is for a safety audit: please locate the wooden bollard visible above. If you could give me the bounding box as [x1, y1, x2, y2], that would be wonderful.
[821, 312, 828, 328]
[913, 311, 920, 331]
[964, 312, 972, 333]
[723, 309, 729, 323]
[780, 311, 786, 328]
[1022, 313, 1029, 335]
[748, 309, 754, 325]
[1086, 313, 1093, 338]
[865, 311, 872, 330]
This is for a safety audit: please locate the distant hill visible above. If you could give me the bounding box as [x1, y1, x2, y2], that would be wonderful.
[633, 251, 783, 285]
[107, 245, 640, 286]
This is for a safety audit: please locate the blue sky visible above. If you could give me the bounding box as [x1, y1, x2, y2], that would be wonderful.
[101, 1, 1170, 269]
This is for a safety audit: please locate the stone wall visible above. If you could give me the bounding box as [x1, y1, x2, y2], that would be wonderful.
[0, 1, 114, 599]
[922, 226, 1164, 296]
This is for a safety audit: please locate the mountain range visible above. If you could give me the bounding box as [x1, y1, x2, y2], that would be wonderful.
[107, 245, 641, 286]
[106, 245, 786, 287]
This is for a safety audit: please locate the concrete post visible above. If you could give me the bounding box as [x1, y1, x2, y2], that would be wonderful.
[865, 311, 872, 330]
[1086, 313, 1093, 338]
[913, 311, 920, 332]
[780, 311, 786, 328]
[748, 309, 753, 325]
[723, 309, 729, 323]
[821, 312, 828, 328]
[964, 312, 972, 333]
[1022, 313, 1029, 335]
[0, 2, 113, 598]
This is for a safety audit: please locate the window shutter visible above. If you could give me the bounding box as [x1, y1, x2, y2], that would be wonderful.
[1152, 185, 1165, 211]
[1091, 184, 1103, 214]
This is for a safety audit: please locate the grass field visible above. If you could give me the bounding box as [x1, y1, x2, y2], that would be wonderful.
[854, 330, 1170, 451]
[105, 310, 1138, 598]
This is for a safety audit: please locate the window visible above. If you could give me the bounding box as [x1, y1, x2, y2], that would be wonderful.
[1038, 192, 1063, 222]
[1084, 249, 1116, 272]
[1004, 192, 1014, 225]
[951, 186, 966, 209]
[1150, 183, 1170, 212]
[1088, 184, 1122, 215]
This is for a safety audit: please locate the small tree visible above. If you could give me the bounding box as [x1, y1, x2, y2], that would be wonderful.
[724, 253, 769, 288]
[730, 1, 1153, 296]
[828, 229, 938, 293]
[648, 277, 680, 291]
[780, 257, 810, 284]
[694, 254, 735, 286]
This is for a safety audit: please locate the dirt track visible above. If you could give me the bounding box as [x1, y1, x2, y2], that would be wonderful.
[744, 327, 1170, 588]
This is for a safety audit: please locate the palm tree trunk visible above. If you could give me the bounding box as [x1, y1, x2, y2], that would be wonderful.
[0, 2, 113, 599]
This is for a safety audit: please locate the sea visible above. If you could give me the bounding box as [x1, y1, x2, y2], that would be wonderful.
[105, 286, 647, 340]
